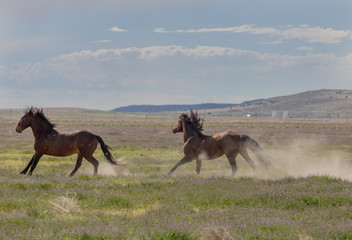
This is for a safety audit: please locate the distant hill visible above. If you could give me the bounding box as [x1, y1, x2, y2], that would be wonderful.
[112, 103, 240, 113]
[227, 89, 352, 118]
[112, 89, 352, 118]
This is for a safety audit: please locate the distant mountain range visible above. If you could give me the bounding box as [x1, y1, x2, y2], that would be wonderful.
[112, 89, 352, 118]
[112, 99, 264, 113]
[112, 103, 239, 113]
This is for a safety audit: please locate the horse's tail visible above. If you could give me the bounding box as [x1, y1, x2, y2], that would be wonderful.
[96, 136, 118, 165]
[240, 135, 271, 167]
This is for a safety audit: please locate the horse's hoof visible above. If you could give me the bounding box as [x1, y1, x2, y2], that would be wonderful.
[20, 171, 26, 175]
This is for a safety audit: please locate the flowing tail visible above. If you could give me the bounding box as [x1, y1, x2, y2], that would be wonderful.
[96, 136, 118, 165]
[240, 135, 271, 167]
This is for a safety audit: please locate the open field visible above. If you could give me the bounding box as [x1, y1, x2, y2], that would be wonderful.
[1, 108, 352, 239]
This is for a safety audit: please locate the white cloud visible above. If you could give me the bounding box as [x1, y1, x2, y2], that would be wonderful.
[135, 45, 255, 60]
[0, 65, 10, 78]
[1, 45, 352, 109]
[155, 25, 280, 35]
[2, 46, 352, 90]
[296, 46, 314, 52]
[281, 26, 350, 44]
[107, 26, 127, 32]
[6, 46, 352, 76]
[52, 45, 257, 62]
[2, 46, 350, 88]
[153, 28, 166, 33]
[92, 40, 112, 44]
[155, 25, 352, 44]
[261, 39, 283, 45]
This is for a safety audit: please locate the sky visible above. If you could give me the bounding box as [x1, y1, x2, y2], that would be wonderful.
[0, 0, 351, 110]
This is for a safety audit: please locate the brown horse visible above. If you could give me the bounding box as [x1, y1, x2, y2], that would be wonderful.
[168, 109, 270, 176]
[15, 107, 118, 176]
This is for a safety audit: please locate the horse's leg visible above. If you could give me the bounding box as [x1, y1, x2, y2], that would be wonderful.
[82, 154, 99, 176]
[90, 157, 99, 175]
[196, 159, 202, 174]
[168, 156, 193, 175]
[69, 154, 83, 177]
[20, 155, 35, 175]
[240, 149, 256, 171]
[28, 153, 43, 175]
[226, 153, 238, 176]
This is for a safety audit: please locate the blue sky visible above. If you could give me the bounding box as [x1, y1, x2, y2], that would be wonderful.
[1, 0, 351, 110]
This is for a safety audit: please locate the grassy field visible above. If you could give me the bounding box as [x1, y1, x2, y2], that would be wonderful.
[1, 109, 352, 239]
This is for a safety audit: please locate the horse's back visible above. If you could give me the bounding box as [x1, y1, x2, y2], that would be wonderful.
[45, 130, 98, 156]
[212, 130, 241, 141]
[212, 130, 242, 153]
[71, 129, 96, 138]
[64, 130, 98, 148]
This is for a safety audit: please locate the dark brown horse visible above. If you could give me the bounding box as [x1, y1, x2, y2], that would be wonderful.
[16, 107, 118, 176]
[168, 109, 270, 176]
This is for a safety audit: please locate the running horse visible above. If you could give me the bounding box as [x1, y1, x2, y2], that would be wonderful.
[15, 107, 118, 176]
[168, 109, 270, 176]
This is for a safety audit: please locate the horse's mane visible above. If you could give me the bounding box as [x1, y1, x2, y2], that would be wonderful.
[183, 109, 204, 134]
[25, 107, 56, 129]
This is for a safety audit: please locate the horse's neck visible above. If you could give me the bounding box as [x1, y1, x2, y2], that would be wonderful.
[182, 122, 198, 143]
[31, 120, 54, 139]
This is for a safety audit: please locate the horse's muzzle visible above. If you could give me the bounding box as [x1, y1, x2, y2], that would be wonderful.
[15, 127, 22, 133]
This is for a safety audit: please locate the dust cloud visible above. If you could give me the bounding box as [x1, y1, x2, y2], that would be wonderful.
[80, 158, 131, 177]
[260, 137, 352, 181]
[77, 137, 352, 180]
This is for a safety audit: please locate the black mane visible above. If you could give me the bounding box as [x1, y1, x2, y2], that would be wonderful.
[25, 107, 56, 129]
[184, 109, 203, 134]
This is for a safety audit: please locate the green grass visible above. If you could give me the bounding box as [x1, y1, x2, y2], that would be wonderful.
[2, 110, 352, 239]
[1, 170, 352, 239]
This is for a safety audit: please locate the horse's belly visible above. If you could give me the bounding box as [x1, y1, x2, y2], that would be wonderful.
[201, 151, 224, 160]
[45, 141, 80, 156]
[197, 146, 224, 160]
[46, 147, 79, 157]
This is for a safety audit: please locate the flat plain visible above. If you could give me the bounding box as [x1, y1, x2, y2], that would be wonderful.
[1, 108, 352, 239]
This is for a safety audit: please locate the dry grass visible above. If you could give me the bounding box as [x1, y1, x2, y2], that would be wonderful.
[49, 192, 80, 213]
[1, 109, 352, 239]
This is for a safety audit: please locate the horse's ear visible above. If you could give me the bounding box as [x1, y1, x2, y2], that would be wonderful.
[30, 107, 37, 116]
[38, 108, 44, 115]
[190, 108, 195, 118]
[190, 108, 199, 121]
[25, 107, 33, 116]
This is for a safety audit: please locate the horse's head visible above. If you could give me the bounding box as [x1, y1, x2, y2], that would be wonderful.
[16, 108, 34, 133]
[16, 107, 55, 134]
[172, 109, 203, 134]
[172, 113, 188, 134]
